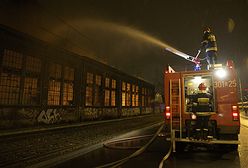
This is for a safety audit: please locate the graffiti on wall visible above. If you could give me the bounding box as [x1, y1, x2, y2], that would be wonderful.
[37, 109, 63, 124]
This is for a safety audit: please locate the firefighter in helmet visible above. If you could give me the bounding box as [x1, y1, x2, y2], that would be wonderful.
[201, 27, 218, 65]
[192, 83, 212, 112]
[196, 83, 211, 98]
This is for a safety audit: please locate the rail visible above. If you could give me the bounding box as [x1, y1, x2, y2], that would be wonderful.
[238, 101, 248, 115]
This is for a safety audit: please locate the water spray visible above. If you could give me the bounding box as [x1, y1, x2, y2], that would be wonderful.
[51, 19, 202, 68]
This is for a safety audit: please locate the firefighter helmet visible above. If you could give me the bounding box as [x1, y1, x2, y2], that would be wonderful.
[204, 27, 211, 33]
[198, 83, 207, 91]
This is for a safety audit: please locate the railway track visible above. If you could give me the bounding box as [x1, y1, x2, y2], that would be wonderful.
[0, 114, 163, 168]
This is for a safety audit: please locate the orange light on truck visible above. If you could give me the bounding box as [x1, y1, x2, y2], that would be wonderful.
[232, 105, 239, 121]
[165, 106, 171, 120]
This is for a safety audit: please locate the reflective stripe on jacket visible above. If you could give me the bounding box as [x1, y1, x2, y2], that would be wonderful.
[201, 32, 217, 52]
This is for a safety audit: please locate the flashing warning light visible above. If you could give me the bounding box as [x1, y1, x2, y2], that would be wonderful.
[226, 60, 234, 69]
[194, 64, 201, 71]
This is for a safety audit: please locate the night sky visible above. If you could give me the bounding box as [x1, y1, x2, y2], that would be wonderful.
[0, 0, 248, 92]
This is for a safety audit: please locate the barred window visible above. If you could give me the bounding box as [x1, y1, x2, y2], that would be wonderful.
[0, 72, 20, 105]
[131, 84, 139, 107]
[48, 80, 60, 105]
[22, 77, 39, 105]
[135, 86, 139, 106]
[142, 96, 145, 106]
[48, 63, 62, 105]
[49, 64, 62, 79]
[64, 66, 74, 81]
[85, 72, 94, 106]
[132, 84, 135, 106]
[142, 87, 145, 106]
[122, 82, 126, 91]
[122, 92, 126, 106]
[96, 75, 101, 86]
[112, 79, 116, 89]
[121, 81, 126, 106]
[63, 66, 74, 106]
[94, 75, 102, 106]
[87, 72, 93, 84]
[104, 77, 110, 106]
[126, 83, 131, 106]
[2, 49, 23, 69]
[86, 86, 93, 106]
[121, 82, 131, 107]
[104, 90, 110, 106]
[23, 56, 41, 105]
[26, 56, 41, 73]
[111, 90, 116, 106]
[105, 77, 110, 88]
[0, 50, 42, 105]
[132, 94, 135, 106]
[110, 79, 116, 106]
[63, 82, 73, 105]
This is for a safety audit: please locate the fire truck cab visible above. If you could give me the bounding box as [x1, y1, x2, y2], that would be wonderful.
[164, 61, 240, 150]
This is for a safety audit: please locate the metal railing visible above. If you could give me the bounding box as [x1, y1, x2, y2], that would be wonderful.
[238, 101, 248, 115]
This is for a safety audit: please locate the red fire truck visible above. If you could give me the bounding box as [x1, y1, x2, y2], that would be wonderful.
[164, 61, 240, 151]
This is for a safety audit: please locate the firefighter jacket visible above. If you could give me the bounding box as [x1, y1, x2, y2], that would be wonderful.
[201, 31, 217, 52]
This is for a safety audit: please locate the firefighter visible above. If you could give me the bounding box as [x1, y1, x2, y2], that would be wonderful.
[193, 83, 212, 104]
[194, 83, 212, 139]
[201, 27, 218, 65]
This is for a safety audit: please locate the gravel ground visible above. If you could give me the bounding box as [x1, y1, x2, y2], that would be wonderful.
[0, 114, 163, 168]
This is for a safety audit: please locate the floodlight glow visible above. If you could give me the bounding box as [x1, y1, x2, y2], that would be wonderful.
[193, 76, 202, 83]
[215, 69, 227, 78]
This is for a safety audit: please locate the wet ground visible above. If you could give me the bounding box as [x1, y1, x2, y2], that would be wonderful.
[56, 116, 248, 168]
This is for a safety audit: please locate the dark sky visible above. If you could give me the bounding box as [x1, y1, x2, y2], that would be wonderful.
[0, 0, 248, 92]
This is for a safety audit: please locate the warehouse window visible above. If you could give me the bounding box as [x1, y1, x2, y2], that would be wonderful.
[111, 90, 116, 106]
[85, 72, 93, 106]
[131, 84, 139, 107]
[104, 77, 110, 106]
[26, 56, 41, 73]
[0, 72, 20, 104]
[105, 77, 110, 88]
[22, 56, 41, 105]
[48, 80, 60, 105]
[64, 66, 74, 81]
[126, 83, 131, 106]
[141, 87, 146, 106]
[0, 49, 23, 105]
[132, 84, 135, 106]
[86, 86, 93, 106]
[22, 77, 39, 105]
[49, 63, 62, 79]
[94, 75, 102, 106]
[63, 82, 73, 105]
[122, 81, 126, 106]
[121, 81, 131, 107]
[48, 63, 62, 105]
[2, 49, 23, 69]
[104, 89, 110, 106]
[63, 66, 74, 106]
[111, 79, 116, 106]
[135, 86, 139, 106]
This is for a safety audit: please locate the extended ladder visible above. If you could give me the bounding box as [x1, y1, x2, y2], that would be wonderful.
[169, 79, 182, 139]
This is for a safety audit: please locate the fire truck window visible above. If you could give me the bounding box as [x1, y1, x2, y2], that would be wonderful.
[184, 76, 214, 113]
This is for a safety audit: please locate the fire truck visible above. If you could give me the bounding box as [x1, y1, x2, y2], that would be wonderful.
[164, 61, 240, 151]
